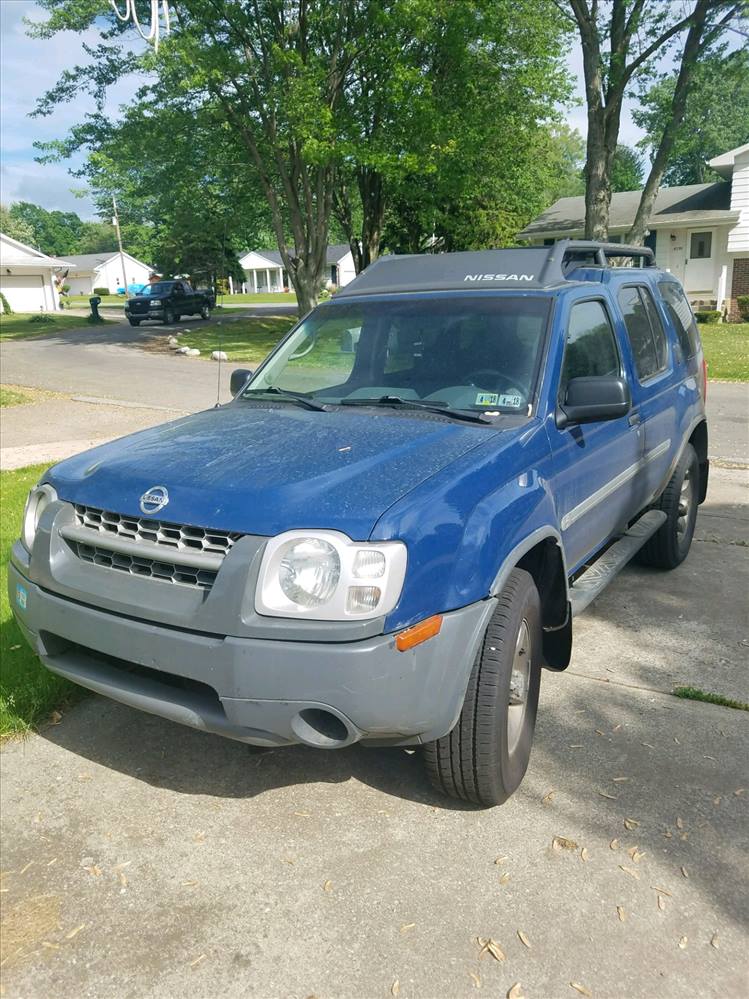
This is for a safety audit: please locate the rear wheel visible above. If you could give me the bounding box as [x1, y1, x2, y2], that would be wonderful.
[423, 568, 542, 807]
[163, 308, 175, 325]
[200, 305, 211, 320]
[637, 443, 699, 569]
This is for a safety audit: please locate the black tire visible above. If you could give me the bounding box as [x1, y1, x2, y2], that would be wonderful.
[423, 568, 542, 807]
[200, 305, 211, 320]
[174, 313, 181, 322]
[636, 443, 699, 570]
[128, 318, 140, 327]
[163, 309, 175, 325]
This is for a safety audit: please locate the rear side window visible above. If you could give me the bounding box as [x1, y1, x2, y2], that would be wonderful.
[560, 300, 620, 397]
[618, 285, 668, 381]
[658, 280, 700, 359]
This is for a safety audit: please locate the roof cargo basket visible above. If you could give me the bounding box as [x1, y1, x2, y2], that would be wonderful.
[334, 239, 656, 298]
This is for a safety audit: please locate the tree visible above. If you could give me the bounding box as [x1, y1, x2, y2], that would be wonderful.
[7, 202, 84, 255]
[633, 47, 749, 185]
[0, 204, 36, 246]
[559, 0, 743, 239]
[610, 144, 644, 192]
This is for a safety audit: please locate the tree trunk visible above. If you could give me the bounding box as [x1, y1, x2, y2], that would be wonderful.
[358, 168, 384, 270]
[627, 1, 710, 245]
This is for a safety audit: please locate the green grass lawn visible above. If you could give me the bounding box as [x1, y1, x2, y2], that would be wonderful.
[0, 312, 113, 340]
[66, 294, 125, 309]
[216, 292, 298, 305]
[176, 315, 296, 363]
[0, 386, 33, 407]
[700, 323, 749, 381]
[0, 465, 78, 738]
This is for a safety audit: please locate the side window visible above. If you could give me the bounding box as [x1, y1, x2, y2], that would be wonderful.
[658, 280, 700, 359]
[560, 300, 620, 398]
[173, 283, 184, 295]
[618, 285, 667, 381]
[640, 287, 668, 371]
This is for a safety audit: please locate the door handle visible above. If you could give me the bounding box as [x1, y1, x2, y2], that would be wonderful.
[628, 411, 641, 427]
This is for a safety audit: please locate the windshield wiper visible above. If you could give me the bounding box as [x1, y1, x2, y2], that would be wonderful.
[339, 395, 492, 425]
[242, 387, 328, 412]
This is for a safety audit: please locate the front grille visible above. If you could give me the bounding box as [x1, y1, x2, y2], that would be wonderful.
[128, 301, 150, 314]
[74, 504, 241, 556]
[71, 540, 218, 589]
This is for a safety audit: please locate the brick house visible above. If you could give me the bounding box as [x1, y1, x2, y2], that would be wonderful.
[519, 143, 749, 320]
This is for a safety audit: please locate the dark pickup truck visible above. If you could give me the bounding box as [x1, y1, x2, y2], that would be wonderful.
[124, 279, 212, 326]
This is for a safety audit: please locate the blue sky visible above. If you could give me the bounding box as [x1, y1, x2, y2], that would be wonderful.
[0, 0, 646, 221]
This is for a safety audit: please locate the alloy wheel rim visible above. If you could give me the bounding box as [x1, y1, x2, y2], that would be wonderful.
[507, 618, 531, 756]
[676, 467, 694, 542]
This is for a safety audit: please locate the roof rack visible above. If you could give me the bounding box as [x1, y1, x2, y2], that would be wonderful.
[334, 239, 656, 298]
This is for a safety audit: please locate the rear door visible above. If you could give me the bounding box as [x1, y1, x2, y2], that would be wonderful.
[547, 296, 642, 571]
[615, 283, 679, 505]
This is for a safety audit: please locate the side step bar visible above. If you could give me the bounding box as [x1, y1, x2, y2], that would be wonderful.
[569, 510, 667, 617]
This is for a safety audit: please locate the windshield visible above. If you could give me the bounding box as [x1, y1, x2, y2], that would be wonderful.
[140, 282, 174, 296]
[244, 295, 551, 413]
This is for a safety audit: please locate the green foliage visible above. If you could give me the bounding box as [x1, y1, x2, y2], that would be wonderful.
[694, 310, 721, 324]
[673, 686, 749, 711]
[0, 292, 13, 316]
[27, 314, 56, 325]
[1, 465, 79, 736]
[634, 48, 749, 186]
[93, 286, 110, 296]
[0, 204, 36, 246]
[7, 201, 84, 255]
[610, 145, 644, 192]
[736, 296, 749, 322]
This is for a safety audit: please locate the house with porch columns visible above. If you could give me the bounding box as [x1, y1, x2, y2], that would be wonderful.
[238, 244, 356, 294]
[518, 143, 749, 319]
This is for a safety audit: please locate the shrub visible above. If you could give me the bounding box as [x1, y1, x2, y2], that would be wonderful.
[0, 292, 12, 315]
[27, 313, 56, 325]
[93, 286, 110, 297]
[694, 310, 721, 324]
[737, 295, 749, 322]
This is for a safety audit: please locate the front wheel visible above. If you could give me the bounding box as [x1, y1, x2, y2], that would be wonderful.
[163, 309, 175, 325]
[423, 568, 542, 807]
[200, 305, 211, 320]
[127, 318, 140, 327]
[636, 443, 699, 570]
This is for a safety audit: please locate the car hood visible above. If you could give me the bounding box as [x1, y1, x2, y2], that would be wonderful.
[45, 404, 506, 539]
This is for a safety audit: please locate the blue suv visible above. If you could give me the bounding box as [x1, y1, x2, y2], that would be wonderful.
[10, 241, 708, 806]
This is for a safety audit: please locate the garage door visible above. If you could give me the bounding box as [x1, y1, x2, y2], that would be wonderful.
[0, 274, 48, 312]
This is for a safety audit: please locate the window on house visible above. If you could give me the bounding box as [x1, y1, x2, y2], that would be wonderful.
[560, 300, 620, 400]
[618, 285, 669, 381]
[689, 232, 712, 259]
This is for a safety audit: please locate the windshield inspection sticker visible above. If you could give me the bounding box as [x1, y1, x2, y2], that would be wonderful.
[498, 393, 523, 408]
[475, 392, 499, 406]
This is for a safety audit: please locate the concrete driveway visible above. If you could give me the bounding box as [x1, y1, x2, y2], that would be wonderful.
[1, 319, 747, 997]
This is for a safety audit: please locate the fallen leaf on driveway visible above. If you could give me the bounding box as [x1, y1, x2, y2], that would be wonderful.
[627, 847, 646, 864]
[612, 777, 630, 783]
[477, 937, 506, 962]
[542, 790, 556, 806]
[50, 711, 63, 725]
[517, 930, 531, 949]
[580, 848, 589, 862]
[710, 933, 719, 949]
[734, 788, 745, 796]
[391, 979, 400, 996]
[322, 880, 333, 892]
[552, 836, 578, 851]
[83, 865, 102, 877]
[616, 906, 626, 922]
[569, 982, 592, 996]
[193, 832, 205, 843]
[619, 865, 640, 880]
[624, 818, 639, 831]
[66, 923, 86, 939]
[495, 856, 508, 865]
[676, 817, 684, 830]
[400, 923, 416, 934]
[569, 744, 584, 749]
[678, 936, 688, 949]
[469, 971, 481, 988]
[597, 792, 617, 800]
[507, 984, 524, 998]
[657, 895, 666, 912]
[681, 866, 689, 879]
[190, 954, 206, 968]
[499, 872, 511, 885]
[18, 862, 34, 876]
[609, 839, 620, 850]
[713, 796, 722, 806]
[651, 885, 672, 896]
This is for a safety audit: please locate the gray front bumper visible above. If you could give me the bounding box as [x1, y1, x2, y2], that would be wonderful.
[9, 561, 495, 748]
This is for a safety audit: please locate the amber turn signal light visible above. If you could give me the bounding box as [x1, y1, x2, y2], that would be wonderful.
[395, 614, 443, 652]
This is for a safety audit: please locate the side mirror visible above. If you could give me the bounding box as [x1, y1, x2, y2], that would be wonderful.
[557, 376, 630, 428]
[230, 368, 253, 396]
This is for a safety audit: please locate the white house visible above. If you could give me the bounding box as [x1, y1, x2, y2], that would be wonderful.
[59, 251, 153, 296]
[518, 143, 749, 319]
[238, 244, 356, 293]
[0, 233, 74, 312]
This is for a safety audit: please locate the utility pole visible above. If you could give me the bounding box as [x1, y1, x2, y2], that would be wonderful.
[112, 194, 130, 299]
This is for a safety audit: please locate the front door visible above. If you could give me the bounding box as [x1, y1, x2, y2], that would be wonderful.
[547, 297, 642, 572]
[683, 229, 715, 300]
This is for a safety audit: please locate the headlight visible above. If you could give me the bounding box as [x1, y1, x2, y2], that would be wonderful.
[149, 299, 162, 306]
[21, 484, 57, 553]
[256, 530, 407, 620]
